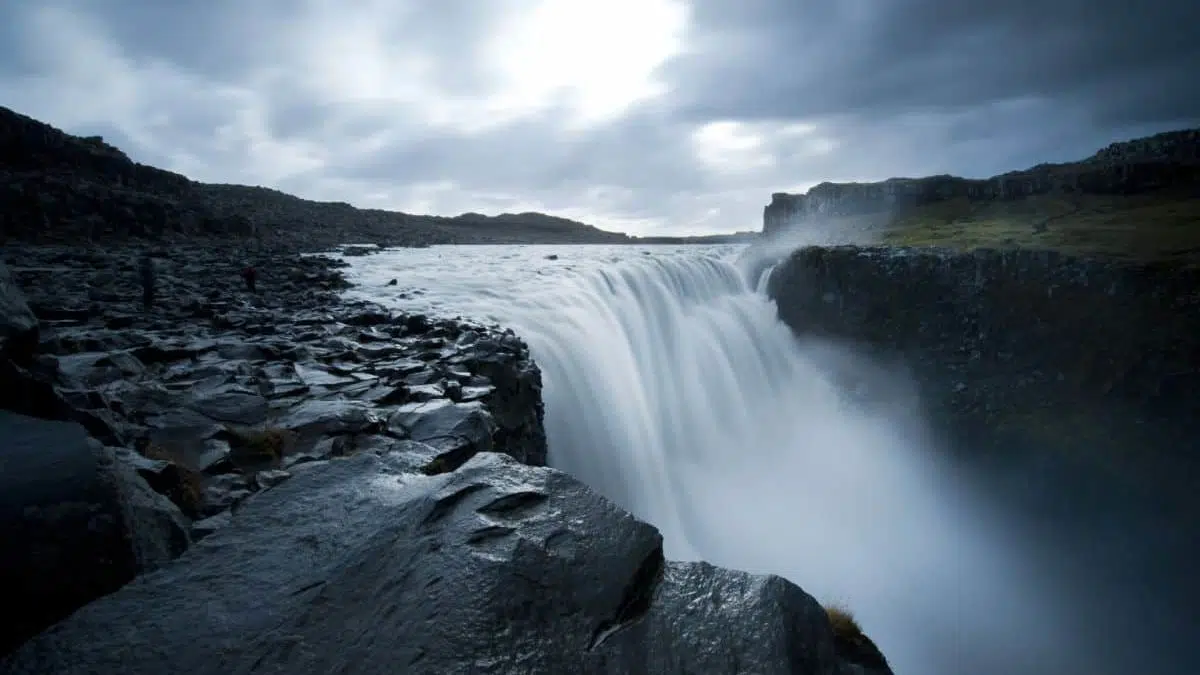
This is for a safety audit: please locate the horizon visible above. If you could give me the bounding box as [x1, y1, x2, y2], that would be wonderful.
[2, 1, 1198, 237]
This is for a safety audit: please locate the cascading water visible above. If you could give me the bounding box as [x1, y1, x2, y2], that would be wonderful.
[341, 244, 1148, 675]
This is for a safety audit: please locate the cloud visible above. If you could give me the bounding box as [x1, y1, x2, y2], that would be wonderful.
[1, 0, 1198, 235]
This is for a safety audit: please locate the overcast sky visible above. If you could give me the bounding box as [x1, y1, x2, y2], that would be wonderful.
[3, 1, 1199, 235]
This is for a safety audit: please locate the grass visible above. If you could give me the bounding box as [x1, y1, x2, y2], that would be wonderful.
[141, 443, 206, 518]
[223, 426, 296, 467]
[873, 189, 1200, 265]
[421, 456, 452, 475]
[823, 604, 892, 673]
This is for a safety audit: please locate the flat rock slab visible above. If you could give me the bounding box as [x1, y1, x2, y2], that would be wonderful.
[2, 452, 845, 675]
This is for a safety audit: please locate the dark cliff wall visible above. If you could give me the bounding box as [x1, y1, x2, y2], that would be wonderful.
[0, 106, 632, 247]
[766, 246, 1200, 455]
[763, 129, 1200, 237]
[0, 107, 254, 242]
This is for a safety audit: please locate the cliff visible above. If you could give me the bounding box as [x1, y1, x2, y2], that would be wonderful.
[0, 106, 633, 247]
[763, 129, 1200, 263]
[766, 246, 1200, 463]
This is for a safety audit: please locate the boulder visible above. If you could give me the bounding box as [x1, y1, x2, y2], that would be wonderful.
[274, 399, 381, 436]
[0, 411, 188, 657]
[0, 261, 38, 363]
[387, 398, 495, 452]
[1, 452, 868, 675]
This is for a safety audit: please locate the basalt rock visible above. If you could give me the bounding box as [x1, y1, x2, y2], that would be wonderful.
[766, 245, 1200, 461]
[0, 261, 38, 364]
[0, 244, 551, 654]
[0, 411, 189, 657]
[1, 451, 878, 675]
[763, 128, 1200, 238]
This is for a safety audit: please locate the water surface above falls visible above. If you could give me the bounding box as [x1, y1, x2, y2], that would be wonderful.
[337, 243, 1192, 675]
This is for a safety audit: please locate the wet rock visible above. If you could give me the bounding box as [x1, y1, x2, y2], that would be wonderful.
[275, 399, 381, 436]
[459, 384, 495, 402]
[55, 351, 145, 387]
[0, 412, 186, 657]
[257, 363, 309, 398]
[340, 309, 390, 326]
[0, 261, 38, 364]
[195, 438, 232, 473]
[188, 389, 269, 426]
[121, 447, 206, 518]
[190, 511, 232, 541]
[459, 351, 547, 466]
[253, 469, 292, 490]
[406, 383, 445, 401]
[201, 474, 254, 516]
[386, 399, 497, 473]
[294, 362, 357, 387]
[144, 408, 225, 438]
[0, 244, 567, 663]
[0, 452, 855, 675]
[110, 450, 192, 569]
[403, 313, 431, 333]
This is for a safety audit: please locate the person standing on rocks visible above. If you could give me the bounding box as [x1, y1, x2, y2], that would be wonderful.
[138, 252, 156, 310]
[242, 264, 258, 293]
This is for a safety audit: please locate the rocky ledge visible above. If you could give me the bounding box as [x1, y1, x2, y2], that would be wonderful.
[766, 245, 1200, 466]
[0, 246, 891, 674]
[763, 128, 1200, 239]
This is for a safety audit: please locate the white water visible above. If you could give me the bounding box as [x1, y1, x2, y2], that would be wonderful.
[338, 244, 1139, 675]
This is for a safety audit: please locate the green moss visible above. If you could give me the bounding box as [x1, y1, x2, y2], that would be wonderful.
[823, 605, 892, 673]
[420, 456, 452, 475]
[141, 443, 207, 517]
[225, 426, 295, 467]
[877, 190, 1200, 265]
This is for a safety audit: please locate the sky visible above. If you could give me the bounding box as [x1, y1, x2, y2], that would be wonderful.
[2, 1, 1199, 236]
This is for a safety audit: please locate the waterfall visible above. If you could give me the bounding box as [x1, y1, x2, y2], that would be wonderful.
[343, 245, 1097, 675]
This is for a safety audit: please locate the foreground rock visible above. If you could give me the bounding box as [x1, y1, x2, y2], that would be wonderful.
[0, 244, 546, 652]
[2, 451, 878, 675]
[0, 411, 188, 656]
[767, 245, 1200, 462]
[0, 261, 37, 362]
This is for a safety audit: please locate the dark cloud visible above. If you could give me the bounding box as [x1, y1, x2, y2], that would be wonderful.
[1, 0, 1198, 235]
[669, 0, 1200, 126]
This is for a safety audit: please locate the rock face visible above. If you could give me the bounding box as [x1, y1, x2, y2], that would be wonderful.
[0, 244, 551, 654]
[766, 245, 1200, 456]
[0, 261, 38, 363]
[2, 451, 873, 675]
[0, 411, 188, 657]
[0, 106, 632, 247]
[763, 128, 1200, 237]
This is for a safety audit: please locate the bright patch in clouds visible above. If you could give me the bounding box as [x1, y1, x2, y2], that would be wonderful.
[691, 121, 775, 173]
[487, 0, 689, 126]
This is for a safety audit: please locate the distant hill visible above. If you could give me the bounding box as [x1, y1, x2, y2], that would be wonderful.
[632, 231, 759, 244]
[1, 105, 733, 248]
[763, 128, 1200, 263]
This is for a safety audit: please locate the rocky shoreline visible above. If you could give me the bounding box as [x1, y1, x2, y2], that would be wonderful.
[0, 244, 891, 674]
